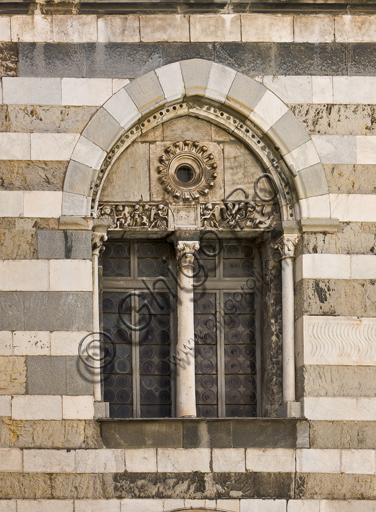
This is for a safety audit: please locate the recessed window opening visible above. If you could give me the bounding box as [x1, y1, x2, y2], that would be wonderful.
[175, 164, 195, 184]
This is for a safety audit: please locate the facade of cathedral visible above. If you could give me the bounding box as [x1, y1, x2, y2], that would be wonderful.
[0, 2, 376, 510]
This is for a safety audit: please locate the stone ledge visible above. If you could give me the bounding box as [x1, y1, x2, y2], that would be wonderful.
[99, 418, 308, 449]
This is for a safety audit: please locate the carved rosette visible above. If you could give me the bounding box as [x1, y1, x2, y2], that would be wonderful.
[157, 140, 218, 201]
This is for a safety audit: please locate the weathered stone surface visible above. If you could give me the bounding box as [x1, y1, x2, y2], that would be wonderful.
[0, 161, 67, 191]
[297, 366, 376, 398]
[349, 43, 376, 76]
[0, 219, 58, 259]
[37, 230, 92, 259]
[214, 42, 274, 75]
[19, 43, 86, 78]
[52, 474, 106, 499]
[324, 164, 376, 194]
[23, 292, 93, 331]
[295, 473, 376, 499]
[101, 419, 302, 449]
[112, 472, 294, 499]
[163, 116, 212, 141]
[0, 419, 103, 448]
[5, 105, 97, 133]
[0, 105, 9, 131]
[290, 104, 375, 136]
[100, 142, 150, 202]
[0, 43, 18, 76]
[295, 279, 376, 319]
[0, 356, 26, 395]
[0, 473, 52, 499]
[310, 421, 376, 449]
[0, 293, 24, 330]
[296, 223, 376, 256]
[275, 43, 347, 76]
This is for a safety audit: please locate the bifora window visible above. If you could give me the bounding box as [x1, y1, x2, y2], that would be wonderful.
[101, 239, 260, 419]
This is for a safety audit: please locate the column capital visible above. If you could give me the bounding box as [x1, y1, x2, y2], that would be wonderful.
[274, 234, 299, 260]
[175, 240, 200, 267]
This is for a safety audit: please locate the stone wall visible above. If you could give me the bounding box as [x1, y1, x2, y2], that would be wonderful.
[0, 8, 375, 512]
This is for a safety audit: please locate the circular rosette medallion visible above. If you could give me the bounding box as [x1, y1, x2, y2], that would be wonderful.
[157, 140, 218, 201]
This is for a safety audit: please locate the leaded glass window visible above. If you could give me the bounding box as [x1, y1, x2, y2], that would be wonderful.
[101, 238, 260, 419]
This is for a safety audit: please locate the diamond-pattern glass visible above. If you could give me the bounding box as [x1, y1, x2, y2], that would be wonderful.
[102, 242, 130, 277]
[102, 292, 133, 418]
[224, 292, 257, 417]
[139, 293, 172, 418]
[194, 293, 218, 418]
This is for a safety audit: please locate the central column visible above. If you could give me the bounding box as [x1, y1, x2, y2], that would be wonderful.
[175, 240, 200, 418]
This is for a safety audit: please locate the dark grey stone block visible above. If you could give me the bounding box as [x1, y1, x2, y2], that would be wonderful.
[275, 43, 347, 76]
[19, 43, 85, 78]
[183, 419, 233, 448]
[66, 356, 94, 395]
[85, 43, 163, 79]
[0, 292, 23, 330]
[215, 42, 274, 76]
[101, 420, 183, 448]
[27, 355, 66, 395]
[162, 43, 215, 67]
[24, 292, 93, 331]
[232, 419, 298, 448]
[0, 42, 18, 77]
[101, 418, 305, 449]
[349, 43, 376, 76]
[37, 230, 92, 259]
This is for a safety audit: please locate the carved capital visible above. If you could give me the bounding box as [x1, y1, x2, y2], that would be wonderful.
[175, 241, 200, 267]
[274, 234, 299, 259]
[92, 232, 108, 258]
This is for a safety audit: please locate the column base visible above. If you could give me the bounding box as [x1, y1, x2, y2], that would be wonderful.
[277, 401, 302, 419]
[94, 401, 110, 419]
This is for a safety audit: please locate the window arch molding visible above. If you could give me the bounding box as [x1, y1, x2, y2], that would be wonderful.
[62, 59, 329, 222]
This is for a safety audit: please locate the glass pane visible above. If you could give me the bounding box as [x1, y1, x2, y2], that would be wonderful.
[194, 293, 218, 418]
[103, 292, 133, 419]
[139, 293, 172, 418]
[224, 292, 257, 418]
[223, 241, 255, 278]
[137, 242, 171, 278]
[102, 242, 130, 278]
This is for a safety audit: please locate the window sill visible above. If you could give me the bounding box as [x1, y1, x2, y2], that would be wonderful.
[99, 417, 309, 449]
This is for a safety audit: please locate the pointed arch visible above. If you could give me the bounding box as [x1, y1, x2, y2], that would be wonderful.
[63, 59, 329, 220]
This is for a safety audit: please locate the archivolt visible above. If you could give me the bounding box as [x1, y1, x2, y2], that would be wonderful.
[63, 59, 329, 221]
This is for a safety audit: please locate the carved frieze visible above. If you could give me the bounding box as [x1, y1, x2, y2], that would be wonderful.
[200, 201, 278, 230]
[97, 202, 168, 230]
[97, 199, 278, 231]
[157, 140, 218, 201]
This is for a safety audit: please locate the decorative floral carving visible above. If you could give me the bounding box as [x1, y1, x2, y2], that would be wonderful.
[157, 140, 218, 201]
[200, 201, 277, 230]
[274, 234, 299, 259]
[97, 202, 169, 230]
[175, 241, 200, 267]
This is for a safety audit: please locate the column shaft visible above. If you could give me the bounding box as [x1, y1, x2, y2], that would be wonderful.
[175, 241, 199, 418]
